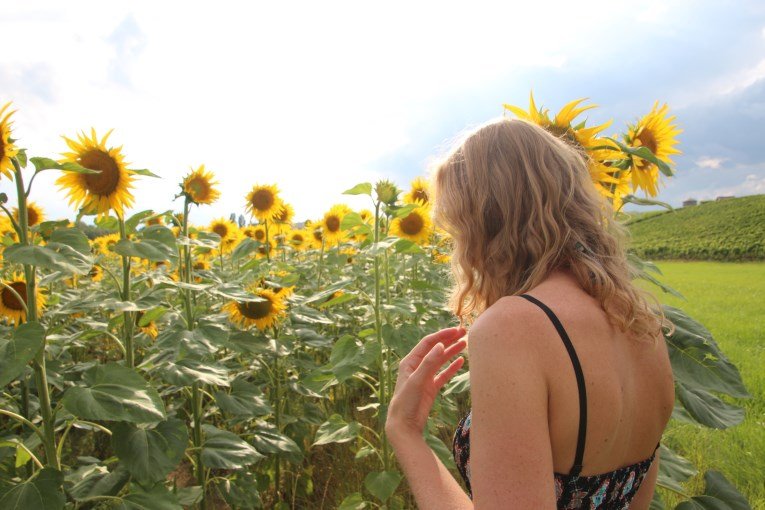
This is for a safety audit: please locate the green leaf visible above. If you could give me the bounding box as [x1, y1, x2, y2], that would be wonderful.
[297, 278, 355, 306]
[0, 468, 65, 510]
[113, 239, 174, 262]
[675, 382, 745, 429]
[313, 414, 360, 446]
[317, 291, 356, 308]
[62, 363, 166, 423]
[0, 322, 45, 387]
[657, 444, 697, 493]
[212, 471, 262, 509]
[201, 425, 264, 469]
[231, 237, 260, 261]
[621, 194, 674, 211]
[338, 492, 369, 510]
[394, 238, 425, 254]
[112, 419, 188, 485]
[125, 210, 156, 233]
[130, 168, 161, 178]
[68, 464, 130, 502]
[49, 227, 91, 254]
[160, 358, 230, 387]
[328, 335, 365, 383]
[363, 470, 402, 502]
[664, 306, 750, 399]
[604, 137, 675, 177]
[214, 380, 273, 418]
[675, 470, 751, 510]
[30, 157, 99, 174]
[251, 423, 303, 463]
[113, 485, 183, 510]
[342, 182, 372, 196]
[4, 243, 92, 275]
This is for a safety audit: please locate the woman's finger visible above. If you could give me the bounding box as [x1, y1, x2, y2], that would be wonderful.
[434, 356, 465, 389]
[402, 327, 466, 367]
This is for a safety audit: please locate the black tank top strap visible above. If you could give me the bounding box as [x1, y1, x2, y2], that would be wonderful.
[518, 293, 588, 477]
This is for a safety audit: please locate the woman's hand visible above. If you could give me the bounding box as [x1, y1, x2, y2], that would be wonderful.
[386, 327, 468, 440]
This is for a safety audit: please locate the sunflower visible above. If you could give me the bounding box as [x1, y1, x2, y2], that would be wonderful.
[135, 311, 159, 339]
[625, 102, 682, 197]
[88, 264, 104, 282]
[223, 287, 287, 331]
[0, 102, 19, 180]
[13, 201, 45, 227]
[208, 218, 238, 242]
[390, 204, 433, 245]
[255, 238, 276, 259]
[245, 184, 283, 222]
[286, 229, 308, 251]
[182, 164, 220, 205]
[146, 214, 164, 226]
[222, 231, 244, 254]
[56, 128, 135, 218]
[92, 232, 121, 257]
[310, 225, 323, 249]
[243, 225, 267, 243]
[0, 273, 46, 326]
[404, 177, 431, 205]
[322, 204, 352, 245]
[274, 203, 294, 229]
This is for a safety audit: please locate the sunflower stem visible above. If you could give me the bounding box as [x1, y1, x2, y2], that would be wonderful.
[11, 157, 60, 471]
[273, 327, 282, 501]
[264, 219, 270, 262]
[317, 236, 325, 289]
[373, 201, 391, 474]
[191, 382, 206, 510]
[118, 217, 135, 368]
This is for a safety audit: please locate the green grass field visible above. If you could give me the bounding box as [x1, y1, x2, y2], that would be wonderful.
[636, 261, 765, 508]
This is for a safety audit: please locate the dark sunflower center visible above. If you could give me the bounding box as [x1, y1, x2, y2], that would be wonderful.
[80, 149, 121, 195]
[1, 281, 28, 311]
[291, 233, 304, 245]
[237, 298, 273, 319]
[27, 208, 40, 226]
[278, 209, 289, 222]
[257, 243, 273, 255]
[187, 177, 210, 200]
[250, 189, 275, 211]
[313, 229, 322, 241]
[326, 215, 340, 233]
[255, 230, 265, 241]
[212, 224, 228, 238]
[89, 266, 100, 278]
[413, 189, 429, 203]
[400, 212, 424, 236]
[636, 129, 658, 169]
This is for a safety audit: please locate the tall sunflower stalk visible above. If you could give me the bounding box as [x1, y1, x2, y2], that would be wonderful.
[179, 165, 220, 510]
[10, 157, 59, 470]
[118, 216, 136, 368]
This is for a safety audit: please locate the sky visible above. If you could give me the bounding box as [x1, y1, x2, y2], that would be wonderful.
[2, 0, 765, 225]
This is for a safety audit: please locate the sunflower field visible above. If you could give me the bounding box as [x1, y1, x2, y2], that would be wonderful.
[0, 97, 754, 509]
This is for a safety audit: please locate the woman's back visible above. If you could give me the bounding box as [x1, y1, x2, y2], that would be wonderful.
[451, 268, 675, 506]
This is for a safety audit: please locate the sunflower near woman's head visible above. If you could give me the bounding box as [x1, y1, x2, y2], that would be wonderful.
[56, 128, 135, 218]
[0, 102, 19, 180]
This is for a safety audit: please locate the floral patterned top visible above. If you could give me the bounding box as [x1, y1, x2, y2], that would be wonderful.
[451, 293, 659, 508]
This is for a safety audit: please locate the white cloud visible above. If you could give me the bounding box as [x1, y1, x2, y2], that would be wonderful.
[695, 156, 726, 169]
[686, 173, 765, 201]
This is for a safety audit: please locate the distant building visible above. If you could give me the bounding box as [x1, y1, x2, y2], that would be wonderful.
[715, 195, 735, 201]
[682, 198, 698, 207]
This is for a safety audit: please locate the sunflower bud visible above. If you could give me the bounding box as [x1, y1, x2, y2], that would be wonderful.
[374, 179, 400, 205]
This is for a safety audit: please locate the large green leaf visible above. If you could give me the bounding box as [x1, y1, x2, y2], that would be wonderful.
[201, 425, 264, 469]
[0, 468, 65, 510]
[112, 419, 188, 485]
[342, 182, 372, 196]
[214, 380, 273, 418]
[364, 470, 402, 502]
[68, 464, 131, 502]
[62, 363, 166, 423]
[212, 471, 262, 509]
[114, 239, 173, 262]
[0, 322, 45, 387]
[111, 484, 183, 510]
[329, 335, 367, 383]
[160, 358, 230, 387]
[313, 414, 360, 446]
[251, 422, 302, 463]
[338, 493, 369, 510]
[49, 227, 91, 254]
[675, 382, 745, 429]
[664, 306, 750, 399]
[675, 470, 751, 510]
[4, 243, 92, 275]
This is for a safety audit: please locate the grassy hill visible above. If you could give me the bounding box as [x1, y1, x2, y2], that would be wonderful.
[625, 194, 765, 261]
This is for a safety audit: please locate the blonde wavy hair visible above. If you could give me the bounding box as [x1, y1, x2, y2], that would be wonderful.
[431, 117, 674, 345]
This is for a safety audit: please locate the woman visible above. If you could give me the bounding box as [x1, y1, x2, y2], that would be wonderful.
[385, 118, 676, 509]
